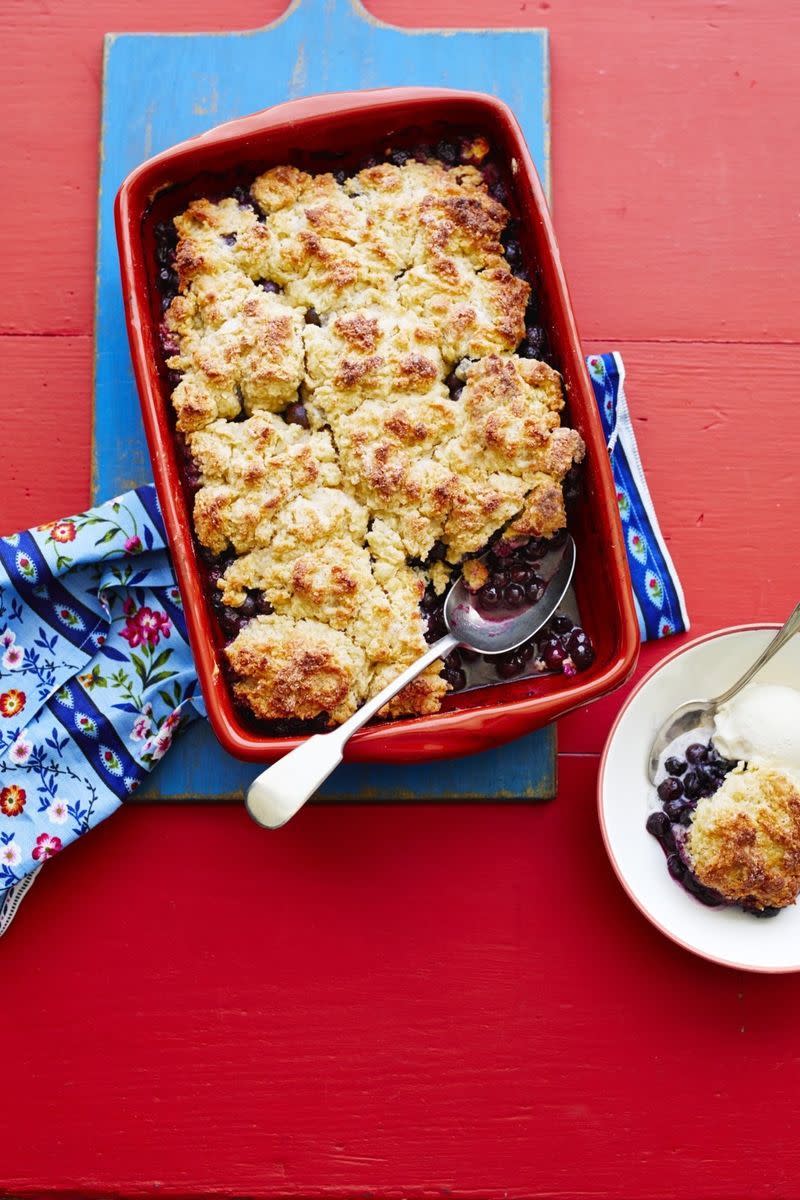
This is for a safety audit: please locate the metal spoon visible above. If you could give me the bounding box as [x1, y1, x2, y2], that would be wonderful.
[647, 600, 800, 783]
[246, 534, 577, 829]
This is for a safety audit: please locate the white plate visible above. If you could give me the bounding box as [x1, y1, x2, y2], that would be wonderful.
[599, 624, 800, 973]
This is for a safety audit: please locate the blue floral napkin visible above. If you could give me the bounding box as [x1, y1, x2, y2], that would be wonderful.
[0, 488, 203, 934]
[0, 352, 687, 935]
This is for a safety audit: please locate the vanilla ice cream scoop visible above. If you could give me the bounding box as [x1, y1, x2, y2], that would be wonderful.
[713, 683, 800, 775]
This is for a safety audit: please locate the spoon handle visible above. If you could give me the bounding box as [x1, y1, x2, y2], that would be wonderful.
[337, 632, 458, 739]
[714, 602, 800, 708]
[245, 632, 457, 829]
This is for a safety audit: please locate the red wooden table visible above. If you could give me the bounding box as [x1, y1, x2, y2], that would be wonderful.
[2, 1, 799, 1196]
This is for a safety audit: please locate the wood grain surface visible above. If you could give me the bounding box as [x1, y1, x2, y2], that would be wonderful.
[1, 1, 799, 1197]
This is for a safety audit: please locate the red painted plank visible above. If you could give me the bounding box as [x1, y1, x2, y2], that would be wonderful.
[1, 1, 799, 342]
[3, 756, 800, 1199]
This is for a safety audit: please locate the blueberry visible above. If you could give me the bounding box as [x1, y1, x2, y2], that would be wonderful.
[682, 771, 702, 800]
[666, 853, 685, 881]
[492, 569, 510, 590]
[695, 764, 720, 796]
[663, 797, 691, 824]
[541, 638, 566, 671]
[748, 905, 781, 919]
[646, 810, 677, 855]
[504, 583, 525, 608]
[238, 592, 258, 620]
[255, 592, 273, 616]
[425, 609, 446, 642]
[496, 654, 525, 679]
[478, 583, 500, 609]
[683, 872, 724, 907]
[305, 307, 322, 326]
[436, 139, 458, 165]
[218, 607, 245, 638]
[389, 149, 411, 167]
[563, 465, 581, 506]
[522, 326, 545, 359]
[420, 587, 439, 614]
[492, 540, 515, 560]
[444, 370, 464, 400]
[257, 279, 281, 293]
[232, 185, 259, 213]
[509, 564, 532, 585]
[571, 641, 595, 672]
[658, 776, 684, 804]
[549, 613, 574, 635]
[222, 232, 237, 246]
[284, 402, 310, 429]
[664, 756, 687, 777]
[521, 538, 547, 562]
[566, 628, 593, 658]
[685, 742, 708, 764]
[525, 579, 545, 603]
[333, 169, 348, 185]
[504, 239, 523, 265]
[444, 666, 467, 691]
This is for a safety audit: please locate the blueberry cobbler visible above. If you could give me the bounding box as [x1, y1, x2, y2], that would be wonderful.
[647, 724, 800, 917]
[155, 137, 594, 728]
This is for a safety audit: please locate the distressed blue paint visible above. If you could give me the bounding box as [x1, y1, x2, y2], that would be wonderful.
[94, 0, 554, 800]
[134, 720, 556, 802]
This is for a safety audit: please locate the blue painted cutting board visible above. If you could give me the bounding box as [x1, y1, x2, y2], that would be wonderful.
[94, 0, 556, 801]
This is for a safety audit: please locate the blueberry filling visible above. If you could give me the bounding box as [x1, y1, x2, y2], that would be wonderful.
[444, 370, 464, 401]
[232, 185, 261, 215]
[647, 738, 769, 915]
[420, 531, 594, 688]
[284, 401, 310, 429]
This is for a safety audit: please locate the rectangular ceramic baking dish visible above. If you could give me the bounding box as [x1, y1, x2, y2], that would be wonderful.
[115, 87, 640, 763]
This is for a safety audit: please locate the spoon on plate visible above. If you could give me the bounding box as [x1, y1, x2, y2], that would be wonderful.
[245, 534, 577, 829]
[647, 600, 800, 783]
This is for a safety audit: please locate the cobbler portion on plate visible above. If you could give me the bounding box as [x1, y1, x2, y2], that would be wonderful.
[647, 741, 800, 916]
[155, 137, 593, 728]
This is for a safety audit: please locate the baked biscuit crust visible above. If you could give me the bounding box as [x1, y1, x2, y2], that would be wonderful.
[687, 765, 800, 910]
[165, 149, 584, 725]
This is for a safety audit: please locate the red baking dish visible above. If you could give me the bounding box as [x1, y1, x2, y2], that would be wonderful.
[115, 87, 640, 764]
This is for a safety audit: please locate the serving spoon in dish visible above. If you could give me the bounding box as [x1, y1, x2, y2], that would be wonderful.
[646, 600, 800, 783]
[245, 534, 577, 829]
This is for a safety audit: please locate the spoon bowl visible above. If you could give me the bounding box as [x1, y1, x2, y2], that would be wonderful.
[444, 536, 576, 655]
[647, 601, 800, 782]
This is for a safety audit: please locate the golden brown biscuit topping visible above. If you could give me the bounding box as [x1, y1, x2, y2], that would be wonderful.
[164, 150, 584, 725]
[687, 765, 800, 910]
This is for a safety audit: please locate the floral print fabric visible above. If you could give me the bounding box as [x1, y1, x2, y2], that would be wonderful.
[0, 486, 203, 930]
